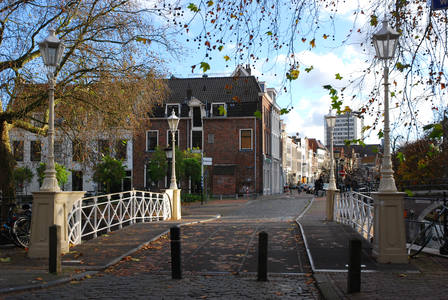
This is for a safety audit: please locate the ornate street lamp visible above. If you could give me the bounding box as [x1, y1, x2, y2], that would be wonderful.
[325, 110, 337, 190]
[167, 110, 179, 189]
[372, 18, 400, 192]
[38, 28, 66, 191]
[371, 18, 407, 264]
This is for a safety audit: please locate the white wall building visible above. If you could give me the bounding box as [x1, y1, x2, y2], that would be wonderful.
[9, 128, 133, 195]
[324, 113, 363, 146]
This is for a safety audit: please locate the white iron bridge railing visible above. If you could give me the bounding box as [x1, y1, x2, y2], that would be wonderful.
[334, 191, 374, 241]
[68, 190, 171, 245]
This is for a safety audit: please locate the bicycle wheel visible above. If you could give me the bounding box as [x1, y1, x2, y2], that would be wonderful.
[408, 224, 433, 257]
[13, 217, 31, 248]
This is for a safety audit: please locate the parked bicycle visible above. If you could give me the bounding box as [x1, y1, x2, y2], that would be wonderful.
[408, 192, 448, 257]
[0, 194, 32, 248]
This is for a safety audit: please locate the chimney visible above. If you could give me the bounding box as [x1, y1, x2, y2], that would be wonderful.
[186, 84, 192, 100]
[245, 64, 251, 75]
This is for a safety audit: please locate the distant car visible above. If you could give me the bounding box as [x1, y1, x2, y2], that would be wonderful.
[302, 183, 315, 194]
[307, 184, 315, 194]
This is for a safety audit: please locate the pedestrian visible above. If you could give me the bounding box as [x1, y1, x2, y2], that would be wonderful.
[344, 174, 351, 191]
[352, 177, 358, 192]
[314, 180, 321, 196]
[297, 181, 301, 194]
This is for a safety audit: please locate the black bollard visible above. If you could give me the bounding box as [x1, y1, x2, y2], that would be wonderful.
[170, 226, 182, 279]
[347, 238, 362, 293]
[258, 231, 268, 281]
[49, 225, 61, 274]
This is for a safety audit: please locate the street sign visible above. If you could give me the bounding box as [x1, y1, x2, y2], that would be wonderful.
[339, 170, 346, 176]
[190, 149, 201, 153]
[203, 157, 212, 165]
[432, 0, 448, 11]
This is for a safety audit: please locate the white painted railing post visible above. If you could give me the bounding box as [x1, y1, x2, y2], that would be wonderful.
[93, 197, 98, 239]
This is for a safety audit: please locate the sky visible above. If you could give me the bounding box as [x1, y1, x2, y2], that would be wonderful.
[165, 0, 436, 145]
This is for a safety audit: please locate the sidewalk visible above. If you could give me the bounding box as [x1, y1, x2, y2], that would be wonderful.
[298, 196, 448, 299]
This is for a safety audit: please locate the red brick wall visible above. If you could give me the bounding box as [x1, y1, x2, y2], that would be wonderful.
[212, 175, 236, 195]
[203, 117, 261, 195]
[134, 116, 263, 195]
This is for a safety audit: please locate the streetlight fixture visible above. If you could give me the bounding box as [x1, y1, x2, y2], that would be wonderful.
[38, 28, 66, 191]
[167, 110, 179, 189]
[372, 18, 400, 193]
[324, 110, 337, 190]
[371, 18, 407, 264]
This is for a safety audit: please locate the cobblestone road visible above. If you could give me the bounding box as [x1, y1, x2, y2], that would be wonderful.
[4, 195, 322, 299]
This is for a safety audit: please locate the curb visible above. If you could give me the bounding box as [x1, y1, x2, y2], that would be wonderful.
[0, 270, 99, 296]
[313, 274, 342, 300]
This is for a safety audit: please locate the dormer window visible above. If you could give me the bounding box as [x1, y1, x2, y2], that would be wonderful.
[166, 104, 179, 117]
[211, 103, 226, 117]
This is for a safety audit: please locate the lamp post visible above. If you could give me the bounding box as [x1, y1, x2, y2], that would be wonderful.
[334, 150, 341, 189]
[38, 28, 66, 191]
[372, 18, 400, 193]
[371, 18, 407, 263]
[167, 110, 179, 189]
[325, 110, 337, 190]
[325, 110, 338, 221]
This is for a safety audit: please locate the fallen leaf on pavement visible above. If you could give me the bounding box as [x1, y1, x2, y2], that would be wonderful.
[0, 257, 11, 262]
[35, 278, 43, 281]
[398, 274, 407, 277]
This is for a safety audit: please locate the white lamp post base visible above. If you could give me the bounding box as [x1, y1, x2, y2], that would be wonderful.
[371, 192, 408, 263]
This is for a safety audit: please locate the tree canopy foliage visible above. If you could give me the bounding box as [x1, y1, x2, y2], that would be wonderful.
[0, 0, 183, 199]
[182, 0, 448, 139]
[92, 155, 127, 194]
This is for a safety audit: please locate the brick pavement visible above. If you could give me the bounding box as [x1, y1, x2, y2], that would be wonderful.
[1, 195, 322, 299]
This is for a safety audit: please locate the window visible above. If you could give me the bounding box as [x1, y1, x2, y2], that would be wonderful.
[192, 131, 202, 149]
[98, 140, 110, 157]
[212, 103, 226, 117]
[13, 141, 24, 162]
[72, 171, 83, 191]
[166, 104, 179, 117]
[30, 141, 41, 161]
[31, 113, 44, 127]
[115, 140, 127, 160]
[146, 163, 158, 188]
[240, 129, 252, 150]
[193, 107, 202, 127]
[167, 130, 179, 148]
[123, 170, 132, 191]
[72, 142, 83, 162]
[146, 131, 158, 151]
[54, 141, 63, 163]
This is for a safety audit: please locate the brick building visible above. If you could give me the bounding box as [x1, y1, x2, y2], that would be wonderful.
[133, 67, 282, 196]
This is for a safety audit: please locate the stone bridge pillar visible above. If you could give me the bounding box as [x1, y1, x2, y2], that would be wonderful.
[28, 191, 86, 258]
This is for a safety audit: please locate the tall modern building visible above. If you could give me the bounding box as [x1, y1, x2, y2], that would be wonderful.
[324, 113, 363, 146]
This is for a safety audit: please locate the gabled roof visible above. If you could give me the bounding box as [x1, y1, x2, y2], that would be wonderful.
[166, 76, 262, 104]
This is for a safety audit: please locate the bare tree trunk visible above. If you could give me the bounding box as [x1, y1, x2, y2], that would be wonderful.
[0, 120, 16, 220]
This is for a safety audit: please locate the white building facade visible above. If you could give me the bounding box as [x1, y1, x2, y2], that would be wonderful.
[324, 113, 363, 146]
